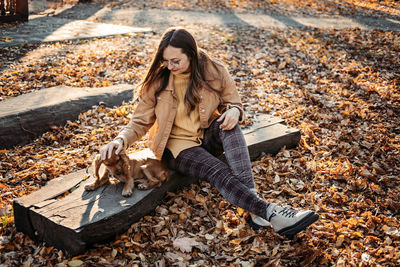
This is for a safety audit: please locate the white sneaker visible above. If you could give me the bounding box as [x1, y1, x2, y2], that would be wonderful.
[250, 213, 272, 230]
[266, 203, 319, 239]
[249, 188, 271, 230]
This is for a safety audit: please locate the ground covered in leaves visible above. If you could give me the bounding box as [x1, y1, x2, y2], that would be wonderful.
[1, 1, 400, 266]
[92, 0, 400, 18]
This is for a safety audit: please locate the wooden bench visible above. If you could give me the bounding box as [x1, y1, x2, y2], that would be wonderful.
[0, 0, 28, 22]
[13, 114, 300, 256]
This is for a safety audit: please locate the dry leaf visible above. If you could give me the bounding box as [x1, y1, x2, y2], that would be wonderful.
[173, 237, 200, 253]
[67, 260, 83, 267]
[1, 3, 400, 266]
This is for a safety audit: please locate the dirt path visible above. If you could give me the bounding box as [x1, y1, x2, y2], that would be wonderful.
[1, 2, 400, 47]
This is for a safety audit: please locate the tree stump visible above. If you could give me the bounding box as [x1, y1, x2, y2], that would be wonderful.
[13, 114, 300, 256]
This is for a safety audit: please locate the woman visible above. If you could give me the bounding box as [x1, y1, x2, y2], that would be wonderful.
[101, 27, 318, 239]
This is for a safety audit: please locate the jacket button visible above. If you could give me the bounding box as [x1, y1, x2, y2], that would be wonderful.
[200, 95, 203, 99]
[201, 109, 205, 113]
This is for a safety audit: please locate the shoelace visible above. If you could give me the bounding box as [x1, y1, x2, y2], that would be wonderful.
[277, 208, 296, 218]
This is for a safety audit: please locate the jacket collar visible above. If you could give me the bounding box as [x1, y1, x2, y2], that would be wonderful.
[165, 71, 192, 92]
[165, 72, 174, 91]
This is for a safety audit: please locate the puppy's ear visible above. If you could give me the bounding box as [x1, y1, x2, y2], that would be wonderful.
[120, 153, 131, 175]
[93, 154, 103, 179]
[118, 148, 127, 155]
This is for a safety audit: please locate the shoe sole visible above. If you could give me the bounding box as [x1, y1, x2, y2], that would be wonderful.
[277, 212, 319, 239]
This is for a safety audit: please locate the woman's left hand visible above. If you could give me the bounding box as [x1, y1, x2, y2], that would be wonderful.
[217, 107, 240, 130]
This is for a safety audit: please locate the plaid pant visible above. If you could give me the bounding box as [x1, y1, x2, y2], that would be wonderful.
[162, 118, 269, 219]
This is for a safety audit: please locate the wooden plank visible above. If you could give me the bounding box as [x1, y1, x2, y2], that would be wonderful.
[13, 169, 89, 241]
[243, 113, 299, 159]
[242, 115, 283, 135]
[247, 123, 300, 160]
[13, 117, 300, 256]
[0, 84, 134, 149]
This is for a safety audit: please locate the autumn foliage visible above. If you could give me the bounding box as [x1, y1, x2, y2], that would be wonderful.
[1, 0, 399, 266]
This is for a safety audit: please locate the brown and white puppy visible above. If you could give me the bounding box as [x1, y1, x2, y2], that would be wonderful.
[84, 148, 170, 197]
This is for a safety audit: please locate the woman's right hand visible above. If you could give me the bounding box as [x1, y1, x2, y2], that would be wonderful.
[100, 138, 124, 160]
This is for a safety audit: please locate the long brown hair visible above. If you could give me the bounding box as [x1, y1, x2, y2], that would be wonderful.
[140, 27, 219, 113]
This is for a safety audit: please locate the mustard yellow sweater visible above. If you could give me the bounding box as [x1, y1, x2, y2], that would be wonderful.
[166, 72, 204, 157]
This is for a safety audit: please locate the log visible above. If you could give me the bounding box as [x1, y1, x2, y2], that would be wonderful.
[13, 114, 300, 256]
[0, 84, 134, 149]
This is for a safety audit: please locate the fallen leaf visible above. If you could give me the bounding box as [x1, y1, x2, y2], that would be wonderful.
[173, 237, 200, 253]
[68, 260, 83, 267]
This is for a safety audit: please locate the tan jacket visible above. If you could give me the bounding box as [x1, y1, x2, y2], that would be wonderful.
[116, 58, 244, 159]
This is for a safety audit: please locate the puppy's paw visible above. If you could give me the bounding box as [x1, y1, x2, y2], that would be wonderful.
[162, 171, 170, 182]
[84, 183, 97, 191]
[122, 188, 133, 197]
[137, 183, 149, 190]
